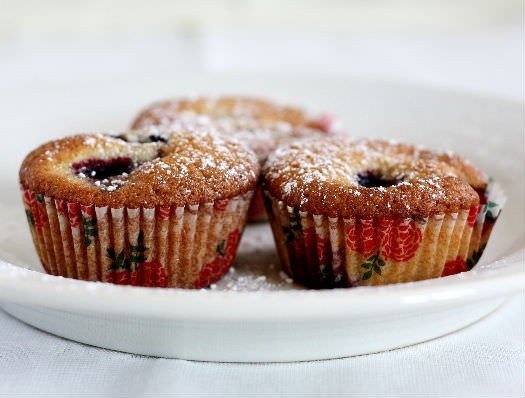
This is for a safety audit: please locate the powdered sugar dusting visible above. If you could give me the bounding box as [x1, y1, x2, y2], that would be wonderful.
[263, 138, 480, 217]
[210, 223, 302, 291]
[131, 96, 337, 163]
[130, 129, 255, 191]
[20, 130, 259, 208]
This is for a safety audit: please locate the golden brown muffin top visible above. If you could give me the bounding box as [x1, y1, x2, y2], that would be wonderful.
[130, 96, 337, 162]
[262, 139, 484, 218]
[20, 130, 259, 208]
[132, 96, 321, 129]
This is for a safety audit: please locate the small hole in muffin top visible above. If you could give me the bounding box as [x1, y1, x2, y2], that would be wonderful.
[113, 134, 129, 142]
[72, 157, 134, 180]
[357, 170, 402, 188]
[148, 134, 168, 143]
[110, 133, 168, 144]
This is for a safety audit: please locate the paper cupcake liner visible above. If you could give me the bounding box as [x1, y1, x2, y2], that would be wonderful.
[247, 187, 268, 222]
[466, 180, 506, 268]
[21, 187, 252, 288]
[263, 180, 504, 288]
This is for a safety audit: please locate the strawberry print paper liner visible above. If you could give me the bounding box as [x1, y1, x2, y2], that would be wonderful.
[21, 187, 252, 288]
[263, 181, 504, 288]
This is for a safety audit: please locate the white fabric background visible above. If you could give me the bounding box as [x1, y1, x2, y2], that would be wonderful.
[0, 297, 523, 397]
[0, 25, 524, 397]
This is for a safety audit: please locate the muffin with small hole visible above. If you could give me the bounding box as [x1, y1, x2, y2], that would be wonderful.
[19, 129, 259, 288]
[262, 138, 504, 288]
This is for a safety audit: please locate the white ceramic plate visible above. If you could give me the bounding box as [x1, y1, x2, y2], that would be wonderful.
[0, 74, 523, 362]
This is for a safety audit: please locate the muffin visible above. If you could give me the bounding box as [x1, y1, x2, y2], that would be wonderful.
[262, 138, 504, 288]
[20, 129, 259, 288]
[131, 96, 339, 221]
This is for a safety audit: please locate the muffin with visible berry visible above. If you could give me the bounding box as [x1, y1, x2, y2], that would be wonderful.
[19, 129, 259, 288]
[262, 138, 504, 288]
[131, 96, 340, 221]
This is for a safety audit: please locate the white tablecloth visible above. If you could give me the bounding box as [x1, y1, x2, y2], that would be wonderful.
[1, 25, 523, 397]
[1, 296, 523, 397]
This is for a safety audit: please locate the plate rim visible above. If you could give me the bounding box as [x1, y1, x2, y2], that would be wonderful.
[0, 245, 523, 321]
[1, 76, 524, 322]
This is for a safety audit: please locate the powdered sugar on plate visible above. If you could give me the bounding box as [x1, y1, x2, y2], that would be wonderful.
[211, 223, 302, 291]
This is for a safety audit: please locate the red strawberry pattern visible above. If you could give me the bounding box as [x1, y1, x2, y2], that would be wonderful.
[105, 231, 168, 287]
[22, 188, 34, 208]
[106, 260, 167, 287]
[134, 260, 167, 287]
[346, 219, 381, 258]
[33, 204, 48, 230]
[193, 257, 222, 289]
[194, 229, 241, 288]
[441, 256, 468, 277]
[467, 205, 480, 228]
[67, 202, 81, 228]
[23, 189, 48, 230]
[346, 218, 423, 280]
[223, 229, 241, 266]
[55, 198, 68, 215]
[106, 269, 131, 285]
[213, 199, 229, 212]
[80, 204, 95, 217]
[382, 218, 423, 262]
[346, 218, 422, 263]
[157, 206, 171, 220]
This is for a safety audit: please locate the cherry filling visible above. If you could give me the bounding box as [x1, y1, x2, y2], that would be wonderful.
[73, 157, 134, 180]
[147, 134, 168, 143]
[72, 157, 135, 192]
[111, 133, 167, 144]
[357, 170, 402, 188]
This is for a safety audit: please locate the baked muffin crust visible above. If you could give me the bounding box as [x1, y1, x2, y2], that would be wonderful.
[262, 139, 481, 218]
[131, 96, 336, 162]
[20, 130, 259, 208]
[132, 96, 319, 130]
